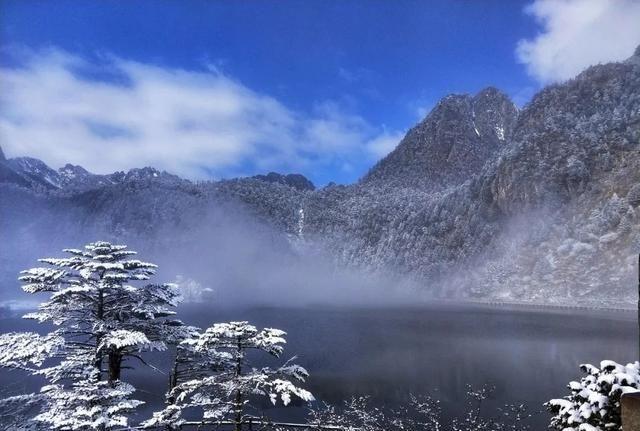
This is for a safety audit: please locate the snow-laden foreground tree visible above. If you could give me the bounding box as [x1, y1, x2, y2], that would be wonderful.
[144, 321, 314, 430]
[0, 241, 188, 430]
[546, 360, 640, 431]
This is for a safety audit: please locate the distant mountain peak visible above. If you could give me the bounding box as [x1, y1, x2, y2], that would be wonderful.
[59, 163, 91, 179]
[362, 87, 518, 189]
[471, 87, 518, 142]
[0, 156, 187, 193]
[0, 145, 5, 162]
[475, 86, 502, 96]
[8, 157, 62, 189]
[473, 86, 514, 110]
[123, 167, 183, 184]
[253, 172, 315, 191]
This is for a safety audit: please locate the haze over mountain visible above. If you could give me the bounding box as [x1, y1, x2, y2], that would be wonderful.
[1, 46, 639, 308]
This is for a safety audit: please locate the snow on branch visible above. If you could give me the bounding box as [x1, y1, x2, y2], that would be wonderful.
[98, 330, 165, 352]
[146, 321, 314, 428]
[0, 332, 64, 370]
[547, 360, 640, 431]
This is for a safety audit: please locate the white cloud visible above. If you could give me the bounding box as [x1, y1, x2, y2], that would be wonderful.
[413, 103, 435, 122]
[365, 130, 404, 159]
[517, 0, 640, 83]
[0, 48, 401, 180]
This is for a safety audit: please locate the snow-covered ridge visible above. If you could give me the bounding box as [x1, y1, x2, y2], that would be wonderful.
[1, 156, 184, 193]
[1, 47, 639, 307]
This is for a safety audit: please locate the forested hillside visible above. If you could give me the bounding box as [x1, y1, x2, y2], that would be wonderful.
[2, 47, 639, 307]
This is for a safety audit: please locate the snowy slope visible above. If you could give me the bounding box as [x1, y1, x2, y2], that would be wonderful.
[1, 47, 640, 306]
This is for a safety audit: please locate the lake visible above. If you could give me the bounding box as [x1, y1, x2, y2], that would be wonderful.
[1, 303, 637, 429]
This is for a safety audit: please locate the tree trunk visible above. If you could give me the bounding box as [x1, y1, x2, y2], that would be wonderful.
[95, 285, 106, 431]
[108, 350, 123, 384]
[235, 338, 243, 431]
[235, 389, 243, 431]
[94, 288, 105, 381]
[167, 356, 179, 404]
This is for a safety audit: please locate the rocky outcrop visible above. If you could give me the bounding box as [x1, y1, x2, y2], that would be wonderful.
[362, 87, 518, 190]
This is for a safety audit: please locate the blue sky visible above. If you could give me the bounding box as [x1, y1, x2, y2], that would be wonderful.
[1, 0, 639, 185]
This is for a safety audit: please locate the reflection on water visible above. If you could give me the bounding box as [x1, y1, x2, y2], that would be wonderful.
[1, 303, 636, 428]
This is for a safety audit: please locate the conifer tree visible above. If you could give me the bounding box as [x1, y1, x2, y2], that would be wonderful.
[0, 241, 187, 430]
[146, 321, 314, 430]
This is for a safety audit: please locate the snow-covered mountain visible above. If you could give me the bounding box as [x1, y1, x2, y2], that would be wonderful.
[0, 156, 186, 193]
[362, 87, 518, 191]
[1, 46, 640, 306]
[252, 172, 316, 191]
[8, 157, 67, 189]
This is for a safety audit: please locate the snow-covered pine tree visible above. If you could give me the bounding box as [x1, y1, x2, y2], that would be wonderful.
[546, 360, 640, 431]
[145, 321, 314, 430]
[0, 241, 188, 430]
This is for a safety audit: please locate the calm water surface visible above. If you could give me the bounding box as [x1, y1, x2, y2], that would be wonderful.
[1, 303, 636, 429]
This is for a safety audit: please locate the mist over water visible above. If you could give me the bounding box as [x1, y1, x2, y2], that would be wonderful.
[1, 303, 635, 429]
[0, 188, 420, 309]
[0, 186, 637, 430]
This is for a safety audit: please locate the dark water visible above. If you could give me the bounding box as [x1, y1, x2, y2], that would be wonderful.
[1, 303, 636, 429]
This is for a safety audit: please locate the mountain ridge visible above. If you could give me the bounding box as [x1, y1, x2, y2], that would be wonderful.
[361, 86, 518, 190]
[1, 46, 640, 306]
[0, 151, 315, 194]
